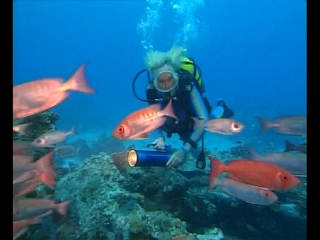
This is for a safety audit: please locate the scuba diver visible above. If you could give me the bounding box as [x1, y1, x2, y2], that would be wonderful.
[132, 45, 234, 168]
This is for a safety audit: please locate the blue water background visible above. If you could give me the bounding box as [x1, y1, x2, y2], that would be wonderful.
[13, 0, 306, 151]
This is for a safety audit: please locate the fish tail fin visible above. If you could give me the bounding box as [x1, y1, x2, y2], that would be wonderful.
[66, 63, 95, 93]
[57, 200, 70, 219]
[208, 156, 226, 189]
[284, 140, 296, 152]
[68, 126, 77, 136]
[256, 116, 274, 133]
[30, 216, 44, 225]
[14, 123, 31, 135]
[210, 178, 222, 190]
[40, 171, 56, 189]
[37, 152, 56, 189]
[162, 99, 177, 120]
[192, 117, 206, 130]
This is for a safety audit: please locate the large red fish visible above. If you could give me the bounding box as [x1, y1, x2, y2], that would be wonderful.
[112, 99, 177, 140]
[13, 63, 95, 119]
[208, 156, 301, 191]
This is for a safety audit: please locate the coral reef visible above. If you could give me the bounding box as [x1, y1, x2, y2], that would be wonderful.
[91, 134, 126, 155]
[13, 111, 59, 141]
[13, 111, 59, 159]
[28, 152, 224, 240]
[27, 149, 306, 240]
[229, 144, 250, 159]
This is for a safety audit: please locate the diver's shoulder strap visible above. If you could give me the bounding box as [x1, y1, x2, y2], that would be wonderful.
[178, 68, 204, 96]
[145, 83, 158, 104]
[177, 69, 193, 92]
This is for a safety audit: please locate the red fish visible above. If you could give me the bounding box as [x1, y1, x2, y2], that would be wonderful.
[211, 177, 278, 205]
[54, 145, 80, 157]
[13, 199, 70, 221]
[112, 99, 177, 140]
[13, 175, 40, 201]
[13, 141, 33, 155]
[32, 127, 76, 147]
[13, 216, 43, 240]
[13, 63, 95, 119]
[208, 156, 301, 191]
[13, 151, 56, 187]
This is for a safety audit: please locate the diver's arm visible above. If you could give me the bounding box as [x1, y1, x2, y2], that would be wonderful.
[182, 87, 209, 152]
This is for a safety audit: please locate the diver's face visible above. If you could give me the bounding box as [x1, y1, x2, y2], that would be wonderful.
[157, 72, 175, 91]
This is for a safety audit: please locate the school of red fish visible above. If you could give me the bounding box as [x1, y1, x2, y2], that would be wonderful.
[112, 102, 306, 206]
[13, 63, 95, 239]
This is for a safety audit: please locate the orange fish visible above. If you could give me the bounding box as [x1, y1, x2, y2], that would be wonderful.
[208, 156, 301, 191]
[13, 63, 95, 119]
[13, 199, 70, 221]
[112, 99, 177, 140]
[13, 216, 43, 240]
[13, 151, 56, 187]
[13, 141, 34, 155]
[13, 174, 41, 201]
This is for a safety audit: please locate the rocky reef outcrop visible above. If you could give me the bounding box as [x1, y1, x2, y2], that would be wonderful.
[26, 146, 306, 240]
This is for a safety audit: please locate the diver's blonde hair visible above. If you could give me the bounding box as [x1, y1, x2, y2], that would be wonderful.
[144, 45, 187, 73]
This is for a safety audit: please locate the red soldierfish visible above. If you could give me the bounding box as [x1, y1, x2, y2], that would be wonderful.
[192, 117, 244, 135]
[13, 176, 40, 201]
[32, 127, 76, 147]
[112, 99, 177, 140]
[54, 145, 80, 157]
[13, 216, 43, 240]
[13, 141, 34, 155]
[249, 148, 307, 176]
[208, 156, 301, 191]
[256, 116, 306, 136]
[211, 177, 278, 205]
[13, 151, 56, 188]
[13, 63, 95, 119]
[284, 140, 307, 154]
[13, 199, 70, 221]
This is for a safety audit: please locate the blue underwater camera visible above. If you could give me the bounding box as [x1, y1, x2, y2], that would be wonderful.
[127, 142, 207, 169]
[126, 145, 171, 167]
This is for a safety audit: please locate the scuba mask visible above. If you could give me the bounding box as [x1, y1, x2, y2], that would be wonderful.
[153, 64, 179, 93]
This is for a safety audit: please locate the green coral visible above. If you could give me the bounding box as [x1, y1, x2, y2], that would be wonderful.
[13, 111, 59, 141]
[13, 111, 59, 159]
[128, 214, 148, 234]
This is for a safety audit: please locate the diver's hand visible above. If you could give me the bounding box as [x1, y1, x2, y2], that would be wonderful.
[152, 137, 166, 150]
[166, 148, 186, 168]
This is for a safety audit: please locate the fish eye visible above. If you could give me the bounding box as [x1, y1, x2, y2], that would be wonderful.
[37, 139, 42, 143]
[282, 175, 288, 181]
[118, 126, 124, 132]
[264, 192, 270, 197]
[233, 123, 240, 129]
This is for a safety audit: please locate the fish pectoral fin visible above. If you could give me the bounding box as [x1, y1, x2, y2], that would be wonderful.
[45, 145, 56, 148]
[293, 174, 307, 178]
[269, 202, 281, 212]
[133, 133, 149, 139]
